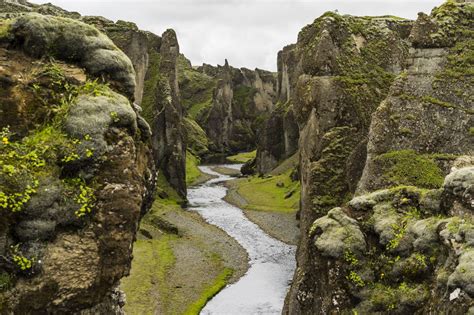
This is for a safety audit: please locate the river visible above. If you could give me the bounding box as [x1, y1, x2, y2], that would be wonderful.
[187, 165, 296, 315]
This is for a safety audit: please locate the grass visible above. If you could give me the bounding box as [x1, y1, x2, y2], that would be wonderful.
[186, 151, 202, 186]
[0, 20, 11, 39]
[226, 150, 256, 163]
[233, 169, 300, 213]
[183, 267, 233, 315]
[121, 233, 176, 315]
[122, 195, 239, 315]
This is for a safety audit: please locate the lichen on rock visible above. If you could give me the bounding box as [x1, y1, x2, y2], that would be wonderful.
[10, 13, 136, 98]
[309, 207, 366, 259]
[0, 11, 155, 314]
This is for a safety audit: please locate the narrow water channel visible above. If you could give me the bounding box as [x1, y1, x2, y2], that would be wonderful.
[187, 165, 296, 315]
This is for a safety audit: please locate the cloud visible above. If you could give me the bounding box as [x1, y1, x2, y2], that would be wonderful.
[29, 0, 442, 71]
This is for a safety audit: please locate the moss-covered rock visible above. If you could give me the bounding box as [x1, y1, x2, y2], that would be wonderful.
[358, 1, 473, 194]
[0, 15, 155, 314]
[10, 13, 136, 98]
[310, 207, 366, 258]
[443, 166, 474, 211]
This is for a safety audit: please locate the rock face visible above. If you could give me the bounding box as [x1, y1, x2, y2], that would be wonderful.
[83, 18, 187, 200]
[0, 12, 155, 314]
[179, 58, 277, 156]
[273, 2, 474, 313]
[0, 0, 188, 200]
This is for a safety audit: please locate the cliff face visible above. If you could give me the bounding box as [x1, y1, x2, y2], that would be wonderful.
[179, 59, 277, 156]
[272, 1, 474, 313]
[0, 11, 155, 314]
[0, 0, 187, 199]
[84, 17, 187, 200]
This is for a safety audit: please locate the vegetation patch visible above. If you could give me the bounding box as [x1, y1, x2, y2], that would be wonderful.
[231, 169, 300, 213]
[140, 51, 164, 124]
[0, 19, 12, 39]
[121, 234, 176, 315]
[226, 150, 256, 163]
[186, 151, 204, 186]
[233, 85, 257, 113]
[377, 150, 444, 189]
[183, 267, 233, 315]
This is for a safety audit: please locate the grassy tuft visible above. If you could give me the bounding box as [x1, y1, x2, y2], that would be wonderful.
[226, 150, 256, 163]
[183, 268, 233, 315]
[377, 150, 444, 189]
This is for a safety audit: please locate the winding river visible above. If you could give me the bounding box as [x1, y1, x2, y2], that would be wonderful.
[187, 165, 296, 315]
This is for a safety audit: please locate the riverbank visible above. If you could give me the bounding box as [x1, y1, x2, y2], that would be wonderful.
[224, 179, 300, 245]
[189, 166, 296, 313]
[223, 154, 300, 245]
[121, 196, 248, 315]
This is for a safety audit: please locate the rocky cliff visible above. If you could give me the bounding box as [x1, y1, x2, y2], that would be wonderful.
[0, 0, 193, 312]
[0, 10, 156, 314]
[179, 58, 277, 156]
[83, 17, 187, 200]
[0, 0, 187, 199]
[264, 1, 474, 313]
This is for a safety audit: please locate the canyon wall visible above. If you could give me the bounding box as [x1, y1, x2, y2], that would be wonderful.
[253, 1, 473, 313]
[0, 9, 156, 313]
[0, 0, 188, 312]
[179, 58, 277, 156]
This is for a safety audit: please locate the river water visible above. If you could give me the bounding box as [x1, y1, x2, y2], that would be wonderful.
[187, 165, 296, 315]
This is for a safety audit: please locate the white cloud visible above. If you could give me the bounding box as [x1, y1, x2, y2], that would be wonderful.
[29, 0, 442, 71]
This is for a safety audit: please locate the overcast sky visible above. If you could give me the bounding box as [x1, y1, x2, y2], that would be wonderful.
[30, 0, 442, 71]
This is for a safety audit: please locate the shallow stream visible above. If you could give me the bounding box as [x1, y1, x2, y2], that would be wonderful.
[187, 165, 296, 315]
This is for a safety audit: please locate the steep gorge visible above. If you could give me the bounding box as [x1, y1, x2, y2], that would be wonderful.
[249, 1, 473, 313]
[0, 0, 473, 314]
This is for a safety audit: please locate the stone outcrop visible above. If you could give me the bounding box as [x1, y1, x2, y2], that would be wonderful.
[179, 58, 277, 156]
[0, 0, 188, 200]
[271, 1, 474, 313]
[274, 12, 413, 313]
[0, 12, 155, 314]
[83, 17, 187, 200]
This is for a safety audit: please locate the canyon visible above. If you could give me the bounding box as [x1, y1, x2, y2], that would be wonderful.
[0, 0, 473, 314]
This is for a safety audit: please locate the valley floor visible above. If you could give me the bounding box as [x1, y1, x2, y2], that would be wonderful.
[120, 197, 248, 315]
[121, 161, 300, 314]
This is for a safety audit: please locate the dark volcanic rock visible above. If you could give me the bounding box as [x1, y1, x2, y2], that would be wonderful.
[0, 13, 155, 314]
[182, 59, 277, 155]
[275, 2, 474, 314]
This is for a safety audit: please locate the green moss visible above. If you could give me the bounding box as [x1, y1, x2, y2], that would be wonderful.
[311, 127, 360, 214]
[186, 151, 202, 186]
[226, 150, 256, 163]
[233, 85, 257, 113]
[178, 65, 216, 120]
[377, 150, 444, 189]
[470, 127, 474, 135]
[141, 51, 163, 124]
[368, 282, 429, 312]
[421, 96, 457, 109]
[155, 172, 183, 205]
[183, 117, 209, 157]
[183, 268, 233, 315]
[0, 273, 11, 292]
[0, 19, 12, 39]
[347, 271, 365, 287]
[188, 98, 213, 121]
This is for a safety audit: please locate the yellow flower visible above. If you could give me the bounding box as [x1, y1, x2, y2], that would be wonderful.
[2, 137, 8, 145]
